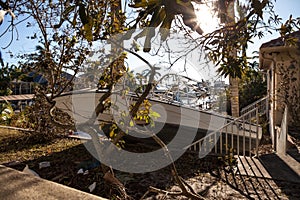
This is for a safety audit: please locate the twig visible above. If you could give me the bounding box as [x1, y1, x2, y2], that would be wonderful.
[148, 186, 181, 196]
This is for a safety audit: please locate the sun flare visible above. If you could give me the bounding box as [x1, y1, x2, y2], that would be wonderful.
[194, 3, 219, 34]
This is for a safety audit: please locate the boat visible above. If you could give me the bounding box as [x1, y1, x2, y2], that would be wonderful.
[54, 85, 262, 153]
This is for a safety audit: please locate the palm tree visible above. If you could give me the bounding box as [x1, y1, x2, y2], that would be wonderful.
[213, 0, 271, 117]
[131, 0, 241, 117]
[226, 0, 240, 117]
[217, 0, 240, 117]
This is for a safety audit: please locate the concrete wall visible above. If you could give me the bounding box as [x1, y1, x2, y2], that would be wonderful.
[260, 46, 300, 150]
[273, 52, 300, 126]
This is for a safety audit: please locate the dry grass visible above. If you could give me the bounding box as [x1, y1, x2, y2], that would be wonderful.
[0, 126, 20, 140]
[0, 127, 81, 164]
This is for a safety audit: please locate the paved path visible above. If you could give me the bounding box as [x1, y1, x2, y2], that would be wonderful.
[237, 153, 300, 183]
[225, 153, 300, 199]
[0, 165, 107, 200]
[259, 153, 300, 183]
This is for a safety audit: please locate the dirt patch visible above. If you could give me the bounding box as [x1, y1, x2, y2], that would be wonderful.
[0, 126, 20, 140]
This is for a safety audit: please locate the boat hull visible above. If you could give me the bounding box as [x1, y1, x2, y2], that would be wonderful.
[54, 90, 262, 150]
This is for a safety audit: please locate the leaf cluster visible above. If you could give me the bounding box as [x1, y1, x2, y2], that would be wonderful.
[98, 51, 127, 89]
[203, 0, 287, 78]
[128, 0, 203, 52]
[0, 101, 14, 125]
[238, 61, 267, 109]
[0, 64, 23, 95]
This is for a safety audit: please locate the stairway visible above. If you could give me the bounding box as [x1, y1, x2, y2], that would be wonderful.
[185, 96, 269, 158]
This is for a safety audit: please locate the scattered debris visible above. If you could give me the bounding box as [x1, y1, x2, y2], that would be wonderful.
[3, 160, 20, 167]
[77, 168, 84, 174]
[51, 172, 68, 181]
[83, 170, 89, 175]
[77, 168, 89, 175]
[23, 165, 40, 177]
[68, 131, 92, 140]
[39, 161, 50, 169]
[88, 182, 96, 192]
[68, 130, 108, 141]
[77, 159, 101, 171]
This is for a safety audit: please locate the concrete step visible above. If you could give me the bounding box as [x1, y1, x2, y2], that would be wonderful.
[0, 165, 107, 200]
[236, 156, 272, 179]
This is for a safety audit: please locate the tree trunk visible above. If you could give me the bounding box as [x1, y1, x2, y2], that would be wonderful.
[226, 0, 239, 117]
[229, 76, 239, 117]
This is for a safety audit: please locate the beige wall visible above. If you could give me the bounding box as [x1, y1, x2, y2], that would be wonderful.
[260, 47, 300, 149]
[269, 50, 300, 127]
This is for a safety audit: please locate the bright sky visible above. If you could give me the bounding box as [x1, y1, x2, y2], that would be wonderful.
[247, 0, 300, 55]
[1, 0, 300, 70]
[195, 0, 300, 53]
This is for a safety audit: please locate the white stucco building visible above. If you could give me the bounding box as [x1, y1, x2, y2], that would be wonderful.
[259, 31, 300, 154]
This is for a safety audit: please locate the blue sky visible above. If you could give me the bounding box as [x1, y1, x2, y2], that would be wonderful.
[248, 0, 300, 53]
[1, 0, 300, 65]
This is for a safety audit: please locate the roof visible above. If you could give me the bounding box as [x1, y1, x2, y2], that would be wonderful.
[259, 31, 300, 70]
[27, 72, 48, 84]
[260, 31, 300, 49]
[26, 71, 75, 85]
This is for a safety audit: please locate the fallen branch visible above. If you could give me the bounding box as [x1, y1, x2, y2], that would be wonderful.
[140, 128, 206, 200]
[104, 171, 132, 200]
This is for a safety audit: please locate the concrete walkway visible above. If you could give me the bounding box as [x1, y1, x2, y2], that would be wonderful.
[259, 153, 300, 183]
[0, 165, 107, 200]
[237, 153, 300, 183]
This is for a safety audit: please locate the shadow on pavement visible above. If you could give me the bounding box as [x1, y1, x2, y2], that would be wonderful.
[259, 153, 300, 183]
[259, 153, 300, 200]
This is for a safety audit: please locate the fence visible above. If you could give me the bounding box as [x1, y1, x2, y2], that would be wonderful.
[185, 107, 262, 157]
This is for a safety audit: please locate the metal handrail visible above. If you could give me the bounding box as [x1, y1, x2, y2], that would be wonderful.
[240, 96, 268, 116]
[150, 88, 199, 107]
[185, 107, 258, 148]
[185, 107, 262, 157]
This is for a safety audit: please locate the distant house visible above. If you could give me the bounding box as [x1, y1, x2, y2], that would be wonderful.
[9, 71, 74, 95]
[259, 31, 300, 154]
[1, 71, 74, 111]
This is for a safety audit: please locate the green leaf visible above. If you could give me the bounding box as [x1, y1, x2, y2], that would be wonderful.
[79, 4, 89, 25]
[149, 110, 161, 119]
[129, 0, 157, 8]
[84, 22, 93, 42]
[63, 5, 76, 18]
[129, 120, 134, 127]
[109, 129, 115, 138]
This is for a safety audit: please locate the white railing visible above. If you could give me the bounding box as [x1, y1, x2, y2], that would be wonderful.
[150, 89, 200, 108]
[240, 96, 269, 121]
[184, 107, 262, 157]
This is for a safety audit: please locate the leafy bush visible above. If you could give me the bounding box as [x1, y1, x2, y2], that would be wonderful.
[0, 101, 14, 125]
